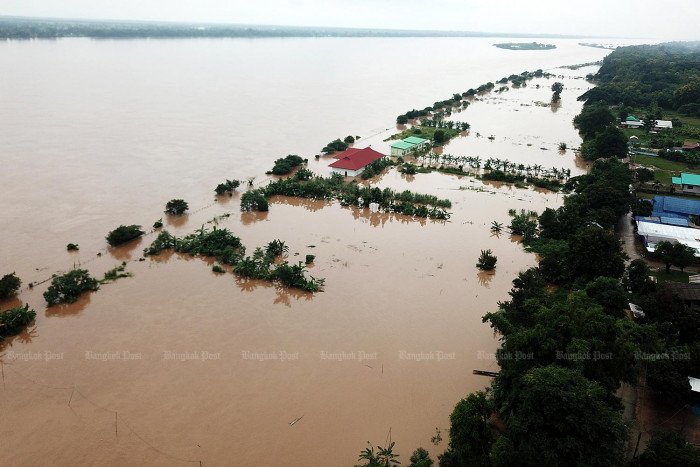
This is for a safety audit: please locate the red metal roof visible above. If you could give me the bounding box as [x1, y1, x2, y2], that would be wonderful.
[332, 147, 362, 159]
[328, 147, 385, 171]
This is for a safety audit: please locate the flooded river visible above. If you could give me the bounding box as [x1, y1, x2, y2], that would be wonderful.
[0, 36, 642, 465]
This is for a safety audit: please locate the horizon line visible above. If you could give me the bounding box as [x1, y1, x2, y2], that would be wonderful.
[0, 15, 620, 40]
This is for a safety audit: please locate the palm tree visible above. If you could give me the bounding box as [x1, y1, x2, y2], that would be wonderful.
[376, 442, 400, 466]
[358, 442, 378, 465]
[491, 221, 503, 233]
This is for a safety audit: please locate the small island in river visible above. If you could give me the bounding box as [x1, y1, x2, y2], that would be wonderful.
[493, 42, 556, 50]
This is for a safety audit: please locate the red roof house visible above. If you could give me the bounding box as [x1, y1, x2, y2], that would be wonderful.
[328, 147, 386, 176]
[682, 141, 700, 151]
[332, 147, 362, 159]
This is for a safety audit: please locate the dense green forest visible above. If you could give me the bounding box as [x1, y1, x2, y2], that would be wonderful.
[579, 42, 700, 116]
[0, 17, 584, 40]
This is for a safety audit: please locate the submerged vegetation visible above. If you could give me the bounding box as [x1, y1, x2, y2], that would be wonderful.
[322, 138, 349, 154]
[0, 272, 22, 299]
[0, 304, 36, 339]
[240, 189, 269, 212]
[215, 179, 241, 195]
[267, 155, 305, 175]
[144, 228, 324, 292]
[106, 224, 144, 246]
[43, 269, 100, 306]
[476, 249, 497, 270]
[238, 172, 452, 220]
[165, 198, 189, 215]
[411, 153, 570, 191]
[101, 263, 133, 283]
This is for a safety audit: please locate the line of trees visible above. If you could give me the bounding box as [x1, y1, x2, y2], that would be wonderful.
[396, 70, 553, 125]
[240, 172, 453, 220]
[143, 228, 324, 292]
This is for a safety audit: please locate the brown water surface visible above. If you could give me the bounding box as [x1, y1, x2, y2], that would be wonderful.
[0, 36, 641, 465]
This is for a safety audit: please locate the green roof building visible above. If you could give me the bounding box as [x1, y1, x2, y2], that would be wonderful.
[390, 136, 431, 157]
[403, 136, 429, 145]
[672, 173, 700, 195]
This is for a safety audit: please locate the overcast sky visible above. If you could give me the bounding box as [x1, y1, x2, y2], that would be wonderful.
[2, 0, 698, 40]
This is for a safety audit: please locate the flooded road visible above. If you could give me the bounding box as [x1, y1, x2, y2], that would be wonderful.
[0, 36, 640, 465]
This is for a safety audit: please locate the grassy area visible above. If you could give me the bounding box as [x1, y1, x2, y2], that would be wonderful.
[653, 170, 675, 185]
[650, 270, 691, 284]
[621, 127, 647, 139]
[632, 154, 693, 172]
[387, 126, 461, 144]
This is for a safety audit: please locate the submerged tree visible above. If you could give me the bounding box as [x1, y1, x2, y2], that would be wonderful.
[215, 179, 241, 195]
[551, 81, 564, 102]
[0, 273, 21, 299]
[106, 225, 144, 246]
[43, 269, 99, 306]
[0, 304, 36, 338]
[477, 249, 497, 270]
[165, 199, 189, 215]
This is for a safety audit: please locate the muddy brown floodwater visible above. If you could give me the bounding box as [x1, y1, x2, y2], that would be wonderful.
[0, 37, 635, 465]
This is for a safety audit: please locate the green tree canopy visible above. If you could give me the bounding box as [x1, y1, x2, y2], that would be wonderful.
[165, 199, 189, 215]
[106, 225, 144, 247]
[569, 227, 627, 282]
[0, 272, 21, 299]
[440, 391, 495, 467]
[640, 430, 700, 467]
[573, 102, 615, 139]
[505, 365, 629, 466]
[43, 269, 99, 306]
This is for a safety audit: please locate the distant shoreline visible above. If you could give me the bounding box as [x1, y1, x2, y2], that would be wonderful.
[0, 16, 604, 40]
[493, 42, 556, 50]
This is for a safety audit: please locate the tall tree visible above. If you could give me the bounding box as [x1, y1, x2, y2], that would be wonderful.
[654, 240, 676, 273]
[440, 391, 495, 467]
[569, 227, 627, 282]
[506, 365, 629, 466]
